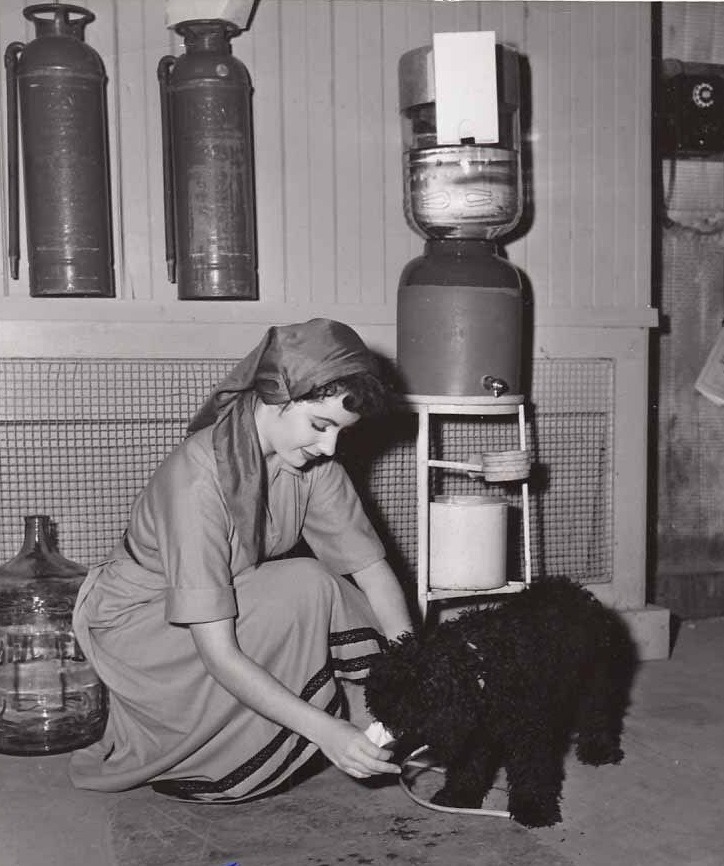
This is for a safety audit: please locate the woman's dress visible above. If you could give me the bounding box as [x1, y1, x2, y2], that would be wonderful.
[69, 425, 387, 802]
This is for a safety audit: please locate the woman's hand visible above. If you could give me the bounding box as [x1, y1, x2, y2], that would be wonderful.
[314, 716, 400, 780]
[189, 619, 400, 781]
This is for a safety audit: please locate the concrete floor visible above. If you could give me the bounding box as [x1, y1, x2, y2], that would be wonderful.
[2, 617, 723, 866]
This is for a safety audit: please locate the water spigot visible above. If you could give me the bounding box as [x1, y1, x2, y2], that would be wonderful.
[481, 375, 509, 398]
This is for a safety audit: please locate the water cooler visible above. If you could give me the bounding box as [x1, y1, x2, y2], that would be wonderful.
[397, 32, 525, 397]
[395, 34, 533, 622]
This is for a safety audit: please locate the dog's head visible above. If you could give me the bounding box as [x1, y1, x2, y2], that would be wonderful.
[365, 628, 487, 760]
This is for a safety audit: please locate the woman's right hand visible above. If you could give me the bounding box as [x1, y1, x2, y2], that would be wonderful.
[314, 717, 400, 780]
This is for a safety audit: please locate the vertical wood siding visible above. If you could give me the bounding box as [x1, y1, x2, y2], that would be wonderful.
[656, 2, 724, 591]
[0, 0, 650, 319]
[662, 1, 724, 61]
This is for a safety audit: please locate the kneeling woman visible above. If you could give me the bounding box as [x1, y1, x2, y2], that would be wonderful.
[70, 319, 413, 802]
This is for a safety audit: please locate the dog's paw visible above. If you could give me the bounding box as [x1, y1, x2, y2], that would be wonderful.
[430, 786, 483, 810]
[509, 797, 562, 828]
[576, 740, 624, 766]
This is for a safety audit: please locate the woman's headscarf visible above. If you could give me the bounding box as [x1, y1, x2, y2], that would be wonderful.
[187, 318, 380, 563]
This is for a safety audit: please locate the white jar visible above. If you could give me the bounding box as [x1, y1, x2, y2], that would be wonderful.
[429, 495, 507, 590]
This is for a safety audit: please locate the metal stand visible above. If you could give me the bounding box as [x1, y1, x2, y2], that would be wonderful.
[405, 394, 532, 621]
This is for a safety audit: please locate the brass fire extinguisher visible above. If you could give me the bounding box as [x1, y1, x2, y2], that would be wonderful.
[158, 19, 258, 300]
[4, 4, 114, 297]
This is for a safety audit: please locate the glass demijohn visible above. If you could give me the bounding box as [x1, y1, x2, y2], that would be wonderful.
[0, 515, 106, 755]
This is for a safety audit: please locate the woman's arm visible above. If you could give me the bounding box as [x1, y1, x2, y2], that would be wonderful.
[188, 617, 400, 779]
[351, 558, 414, 641]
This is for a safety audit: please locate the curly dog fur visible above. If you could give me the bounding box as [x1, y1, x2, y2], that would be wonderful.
[365, 578, 639, 827]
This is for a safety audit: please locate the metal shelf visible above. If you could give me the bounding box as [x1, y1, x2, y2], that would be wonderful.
[428, 458, 484, 472]
[404, 393, 523, 416]
[426, 581, 528, 602]
[402, 394, 532, 620]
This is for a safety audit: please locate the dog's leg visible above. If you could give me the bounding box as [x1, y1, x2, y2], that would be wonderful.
[505, 735, 567, 827]
[574, 692, 626, 767]
[574, 628, 636, 766]
[431, 742, 502, 810]
[575, 693, 625, 767]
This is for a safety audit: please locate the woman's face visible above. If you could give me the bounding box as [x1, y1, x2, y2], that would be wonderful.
[257, 393, 361, 469]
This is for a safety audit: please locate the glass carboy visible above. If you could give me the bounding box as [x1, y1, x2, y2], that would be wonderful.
[0, 514, 106, 755]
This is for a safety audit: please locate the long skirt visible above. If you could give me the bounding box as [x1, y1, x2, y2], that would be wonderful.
[69, 556, 385, 803]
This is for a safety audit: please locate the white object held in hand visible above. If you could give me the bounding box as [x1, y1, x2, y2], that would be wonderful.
[364, 720, 396, 748]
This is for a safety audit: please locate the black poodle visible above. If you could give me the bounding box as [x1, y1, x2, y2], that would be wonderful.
[365, 578, 639, 827]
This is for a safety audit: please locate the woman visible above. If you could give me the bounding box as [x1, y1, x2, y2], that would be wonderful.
[70, 318, 413, 802]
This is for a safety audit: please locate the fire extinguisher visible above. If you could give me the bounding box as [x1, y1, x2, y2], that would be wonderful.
[158, 19, 258, 300]
[4, 4, 114, 297]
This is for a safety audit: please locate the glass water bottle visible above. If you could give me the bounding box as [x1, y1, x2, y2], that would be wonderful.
[0, 515, 106, 755]
[398, 43, 523, 241]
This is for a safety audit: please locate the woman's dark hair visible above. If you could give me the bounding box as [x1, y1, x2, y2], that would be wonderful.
[297, 372, 392, 418]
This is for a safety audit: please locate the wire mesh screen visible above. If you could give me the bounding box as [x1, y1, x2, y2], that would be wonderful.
[0, 358, 613, 585]
[347, 358, 615, 587]
[529, 359, 614, 582]
[0, 359, 236, 564]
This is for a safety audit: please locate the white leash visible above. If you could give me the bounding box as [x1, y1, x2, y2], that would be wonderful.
[364, 721, 510, 818]
[398, 745, 511, 819]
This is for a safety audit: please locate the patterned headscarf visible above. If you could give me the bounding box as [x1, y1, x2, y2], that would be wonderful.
[187, 318, 379, 562]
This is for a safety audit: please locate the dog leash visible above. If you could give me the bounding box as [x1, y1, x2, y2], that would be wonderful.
[398, 745, 511, 819]
[364, 722, 510, 818]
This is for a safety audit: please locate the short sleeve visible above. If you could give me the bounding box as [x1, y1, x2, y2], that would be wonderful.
[301, 459, 385, 575]
[129, 429, 240, 624]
